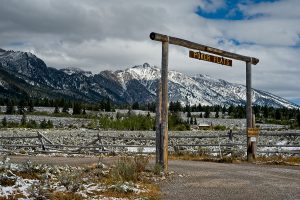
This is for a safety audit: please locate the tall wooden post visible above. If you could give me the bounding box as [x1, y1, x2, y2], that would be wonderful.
[252, 114, 257, 160]
[246, 61, 254, 162]
[155, 80, 162, 164]
[161, 38, 169, 172]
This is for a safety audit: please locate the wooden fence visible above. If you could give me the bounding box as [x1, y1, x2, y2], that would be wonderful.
[0, 131, 299, 155]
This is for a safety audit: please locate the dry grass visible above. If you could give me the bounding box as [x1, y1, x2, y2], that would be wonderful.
[99, 182, 160, 200]
[170, 151, 300, 166]
[50, 192, 83, 200]
[256, 155, 300, 165]
[109, 156, 150, 183]
[0, 177, 16, 186]
[14, 171, 40, 180]
[169, 152, 235, 163]
[0, 194, 25, 200]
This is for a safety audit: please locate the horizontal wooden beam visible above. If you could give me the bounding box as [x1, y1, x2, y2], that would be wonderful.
[150, 32, 259, 65]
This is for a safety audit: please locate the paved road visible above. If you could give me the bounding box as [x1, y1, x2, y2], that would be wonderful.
[1, 155, 299, 200]
[161, 160, 300, 200]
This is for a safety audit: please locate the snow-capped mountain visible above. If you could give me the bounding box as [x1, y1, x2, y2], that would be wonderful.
[111, 63, 299, 108]
[0, 48, 298, 109]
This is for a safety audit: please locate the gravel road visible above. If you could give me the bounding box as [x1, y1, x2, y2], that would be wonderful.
[1, 155, 299, 200]
[161, 160, 300, 200]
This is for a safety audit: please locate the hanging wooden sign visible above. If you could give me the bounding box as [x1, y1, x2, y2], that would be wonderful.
[189, 50, 232, 66]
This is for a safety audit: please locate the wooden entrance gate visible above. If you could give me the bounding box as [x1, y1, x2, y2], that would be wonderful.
[150, 32, 259, 172]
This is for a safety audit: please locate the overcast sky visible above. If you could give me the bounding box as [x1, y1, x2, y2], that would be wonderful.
[0, 0, 299, 105]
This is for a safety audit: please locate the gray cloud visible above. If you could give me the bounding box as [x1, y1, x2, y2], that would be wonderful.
[0, 0, 299, 102]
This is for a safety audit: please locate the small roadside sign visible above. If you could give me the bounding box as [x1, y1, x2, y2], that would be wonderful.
[247, 128, 260, 137]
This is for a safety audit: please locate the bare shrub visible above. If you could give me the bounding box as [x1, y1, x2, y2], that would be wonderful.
[153, 163, 163, 176]
[50, 192, 83, 200]
[110, 157, 138, 182]
[57, 171, 81, 192]
[28, 182, 49, 200]
[134, 155, 150, 173]
[0, 175, 16, 186]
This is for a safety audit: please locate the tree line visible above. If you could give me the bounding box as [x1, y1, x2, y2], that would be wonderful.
[0, 97, 299, 126]
[0, 97, 114, 115]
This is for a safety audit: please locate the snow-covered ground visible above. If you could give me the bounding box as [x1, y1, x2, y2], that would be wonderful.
[0, 156, 147, 199]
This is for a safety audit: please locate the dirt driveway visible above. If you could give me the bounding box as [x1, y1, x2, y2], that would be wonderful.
[161, 160, 300, 200]
[1, 155, 299, 200]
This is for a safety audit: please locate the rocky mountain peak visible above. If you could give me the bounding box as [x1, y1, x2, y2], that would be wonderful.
[0, 48, 298, 109]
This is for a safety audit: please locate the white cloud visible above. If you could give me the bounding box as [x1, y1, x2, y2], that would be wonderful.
[197, 0, 226, 13]
[0, 0, 299, 101]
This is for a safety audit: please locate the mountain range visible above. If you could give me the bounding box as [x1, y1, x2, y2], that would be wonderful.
[0, 48, 298, 109]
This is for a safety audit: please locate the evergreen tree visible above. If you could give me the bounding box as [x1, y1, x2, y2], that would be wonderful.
[197, 103, 202, 112]
[54, 105, 60, 114]
[40, 119, 48, 129]
[104, 98, 112, 112]
[174, 101, 182, 112]
[132, 102, 140, 110]
[6, 100, 15, 114]
[62, 104, 69, 113]
[47, 120, 54, 128]
[2, 117, 7, 127]
[187, 110, 192, 118]
[43, 98, 50, 107]
[21, 114, 27, 126]
[169, 101, 175, 112]
[26, 119, 37, 128]
[27, 99, 34, 112]
[191, 104, 197, 112]
[275, 109, 282, 120]
[72, 102, 82, 115]
[215, 111, 219, 118]
[228, 105, 234, 117]
[184, 104, 191, 113]
[147, 102, 156, 112]
[262, 106, 269, 118]
[17, 99, 26, 115]
[193, 117, 197, 125]
[204, 107, 210, 118]
[297, 112, 300, 126]
[222, 106, 226, 114]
